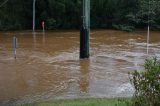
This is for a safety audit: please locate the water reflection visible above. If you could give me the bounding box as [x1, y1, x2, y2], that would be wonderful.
[32, 32, 37, 48]
[42, 32, 46, 46]
[79, 59, 90, 93]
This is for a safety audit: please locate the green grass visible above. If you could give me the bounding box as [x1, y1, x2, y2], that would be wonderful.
[19, 98, 132, 106]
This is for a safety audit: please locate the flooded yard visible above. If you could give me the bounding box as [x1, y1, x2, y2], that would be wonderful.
[0, 30, 160, 105]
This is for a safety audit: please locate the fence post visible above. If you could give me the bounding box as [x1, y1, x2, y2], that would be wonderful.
[13, 36, 17, 59]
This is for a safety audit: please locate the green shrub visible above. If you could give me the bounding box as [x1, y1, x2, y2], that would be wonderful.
[130, 57, 160, 106]
[46, 18, 57, 29]
[112, 24, 135, 32]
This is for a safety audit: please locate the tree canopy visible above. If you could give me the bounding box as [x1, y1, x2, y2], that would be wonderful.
[0, 0, 160, 31]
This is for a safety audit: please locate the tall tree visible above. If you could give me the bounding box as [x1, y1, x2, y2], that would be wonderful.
[0, 0, 159, 30]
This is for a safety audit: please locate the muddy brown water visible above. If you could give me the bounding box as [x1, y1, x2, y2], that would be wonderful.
[0, 30, 160, 105]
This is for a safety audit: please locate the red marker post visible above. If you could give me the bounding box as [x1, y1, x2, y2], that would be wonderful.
[42, 21, 45, 32]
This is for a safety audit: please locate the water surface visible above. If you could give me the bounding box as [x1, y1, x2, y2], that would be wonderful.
[0, 30, 160, 105]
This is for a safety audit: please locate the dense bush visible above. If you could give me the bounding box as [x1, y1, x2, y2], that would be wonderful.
[130, 57, 160, 106]
[0, 0, 160, 30]
[112, 24, 135, 32]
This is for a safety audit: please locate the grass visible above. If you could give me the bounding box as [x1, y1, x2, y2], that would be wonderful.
[19, 98, 132, 106]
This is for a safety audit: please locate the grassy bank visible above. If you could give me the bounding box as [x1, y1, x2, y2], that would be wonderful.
[20, 98, 131, 106]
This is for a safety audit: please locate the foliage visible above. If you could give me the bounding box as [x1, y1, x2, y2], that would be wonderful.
[130, 57, 160, 106]
[0, 0, 160, 30]
[136, 0, 160, 29]
[112, 24, 135, 32]
[46, 18, 56, 29]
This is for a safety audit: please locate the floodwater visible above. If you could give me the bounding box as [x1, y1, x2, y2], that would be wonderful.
[0, 30, 160, 105]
